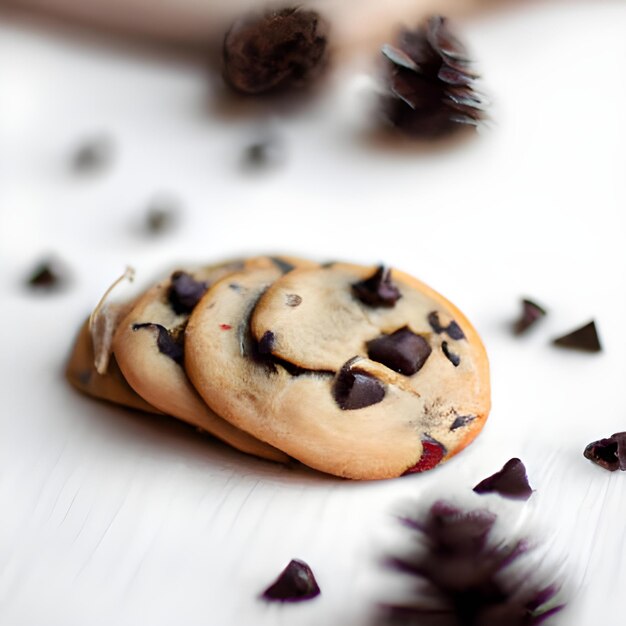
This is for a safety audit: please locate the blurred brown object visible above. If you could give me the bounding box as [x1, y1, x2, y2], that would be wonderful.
[4, 0, 490, 56]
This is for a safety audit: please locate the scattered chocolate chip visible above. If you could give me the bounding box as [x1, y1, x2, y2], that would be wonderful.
[367, 327, 431, 376]
[261, 559, 320, 602]
[243, 137, 285, 170]
[258, 330, 276, 355]
[473, 458, 533, 500]
[450, 414, 476, 430]
[25, 258, 68, 291]
[552, 320, 602, 352]
[513, 298, 547, 335]
[584, 432, 626, 471]
[285, 293, 302, 307]
[72, 135, 114, 172]
[441, 341, 460, 367]
[133, 323, 184, 365]
[402, 437, 446, 474]
[270, 257, 296, 274]
[352, 266, 401, 308]
[168, 272, 209, 315]
[222, 8, 328, 95]
[428, 311, 465, 340]
[145, 195, 181, 235]
[333, 359, 386, 410]
[381, 16, 486, 139]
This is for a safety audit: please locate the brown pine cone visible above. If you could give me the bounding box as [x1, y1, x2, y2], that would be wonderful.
[381, 16, 486, 138]
[222, 8, 329, 95]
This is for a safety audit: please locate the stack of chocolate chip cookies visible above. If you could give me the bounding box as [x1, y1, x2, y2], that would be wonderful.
[66, 255, 490, 480]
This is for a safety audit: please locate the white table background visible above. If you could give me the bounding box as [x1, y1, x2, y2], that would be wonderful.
[1, 1, 626, 624]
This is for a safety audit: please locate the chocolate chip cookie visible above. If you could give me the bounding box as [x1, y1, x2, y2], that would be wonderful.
[185, 262, 490, 479]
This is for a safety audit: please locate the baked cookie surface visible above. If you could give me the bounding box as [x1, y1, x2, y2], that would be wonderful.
[185, 262, 490, 480]
[112, 258, 294, 463]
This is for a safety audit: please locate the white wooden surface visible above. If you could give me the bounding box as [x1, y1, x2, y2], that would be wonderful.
[1, 2, 626, 624]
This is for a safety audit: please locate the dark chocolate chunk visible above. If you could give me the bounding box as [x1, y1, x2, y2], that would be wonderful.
[72, 135, 114, 172]
[258, 330, 276, 355]
[552, 320, 602, 352]
[133, 323, 184, 365]
[270, 257, 296, 274]
[222, 8, 328, 95]
[285, 293, 302, 307]
[381, 16, 486, 139]
[167, 272, 209, 315]
[333, 359, 386, 410]
[473, 458, 533, 500]
[513, 298, 547, 335]
[584, 432, 626, 471]
[428, 311, 465, 340]
[26, 259, 67, 290]
[352, 266, 401, 308]
[441, 341, 460, 367]
[261, 559, 320, 602]
[450, 414, 476, 430]
[402, 437, 446, 474]
[367, 327, 431, 376]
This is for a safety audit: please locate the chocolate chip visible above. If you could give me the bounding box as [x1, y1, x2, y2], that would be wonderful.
[352, 266, 401, 308]
[145, 195, 181, 235]
[450, 414, 476, 430]
[222, 8, 328, 95]
[584, 433, 626, 471]
[133, 323, 184, 365]
[270, 257, 296, 274]
[552, 320, 602, 352]
[25, 259, 68, 291]
[258, 330, 276, 355]
[513, 298, 546, 335]
[333, 359, 385, 410]
[473, 458, 533, 500]
[428, 311, 465, 340]
[72, 135, 114, 172]
[261, 559, 320, 602]
[168, 272, 209, 315]
[442, 341, 460, 366]
[367, 327, 431, 376]
[402, 437, 446, 474]
[285, 293, 302, 307]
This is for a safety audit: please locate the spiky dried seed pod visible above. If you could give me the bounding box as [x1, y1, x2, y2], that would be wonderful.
[381, 16, 487, 138]
[222, 8, 328, 95]
[384, 501, 564, 625]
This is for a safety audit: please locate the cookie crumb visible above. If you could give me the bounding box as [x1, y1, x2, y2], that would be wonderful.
[25, 257, 69, 291]
[72, 134, 114, 172]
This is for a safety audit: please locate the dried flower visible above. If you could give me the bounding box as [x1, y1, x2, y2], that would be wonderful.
[383, 501, 563, 625]
[381, 16, 486, 138]
[222, 8, 328, 95]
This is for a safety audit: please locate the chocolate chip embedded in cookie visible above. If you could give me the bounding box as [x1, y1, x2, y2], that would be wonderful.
[185, 262, 490, 480]
[113, 259, 294, 463]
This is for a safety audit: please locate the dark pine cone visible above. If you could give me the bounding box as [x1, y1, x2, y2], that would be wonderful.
[222, 8, 328, 95]
[382, 16, 486, 138]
